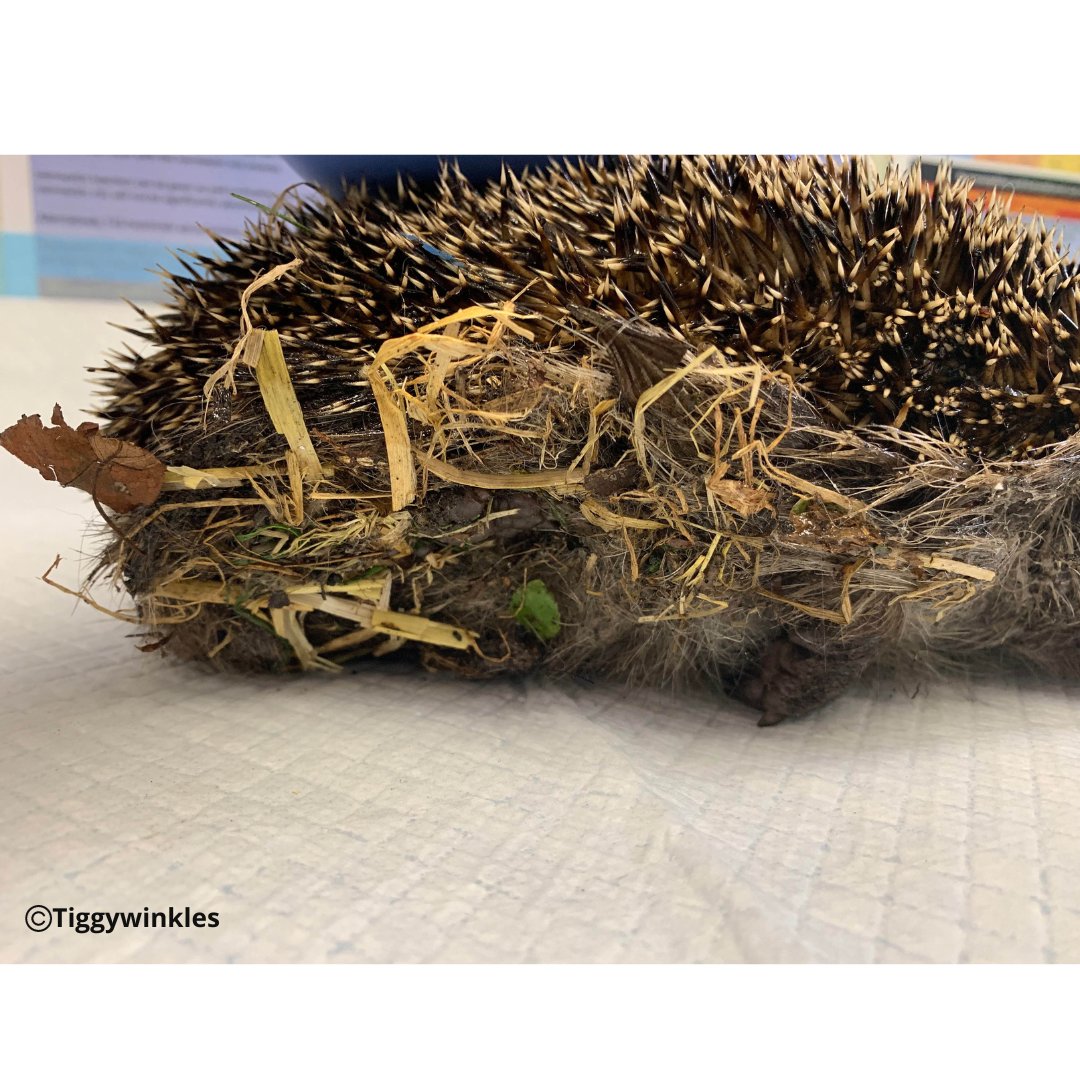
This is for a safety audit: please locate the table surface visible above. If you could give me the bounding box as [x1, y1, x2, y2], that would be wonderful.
[3, 296, 1079, 963]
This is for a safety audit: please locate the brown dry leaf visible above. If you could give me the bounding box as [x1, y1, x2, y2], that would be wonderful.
[706, 474, 774, 517]
[1, 404, 165, 512]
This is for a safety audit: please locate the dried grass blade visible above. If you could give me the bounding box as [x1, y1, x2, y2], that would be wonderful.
[369, 609, 476, 650]
[270, 607, 340, 671]
[917, 554, 996, 581]
[632, 347, 717, 480]
[254, 330, 323, 485]
[367, 362, 417, 510]
[415, 450, 583, 491]
[202, 258, 302, 402]
[580, 498, 663, 532]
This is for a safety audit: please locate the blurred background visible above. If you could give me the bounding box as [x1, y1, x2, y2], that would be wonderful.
[0, 155, 551, 299]
[5, 154, 1080, 301]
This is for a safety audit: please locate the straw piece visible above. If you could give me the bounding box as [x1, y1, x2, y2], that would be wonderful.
[161, 463, 337, 491]
[288, 576, 389, 603]
[41, 555, 142, 624]
[202, 258, 302, 403]
[374, 305, 536, 369]
[632, 346, 717, 482]
[415, 450, 584, 491]
[755, 458, 867, 515]
[755, 587, 851, 626]
[254, 330, 323, 485]
[155, 579, 244, 605]
[270, 607, 339, 671]
[367, 362, 417, 511]
[162, 466, 252, 490]
[579, 498, 663, 532]
[637, 596, 730, 623]
[917, 554, 996, 582]
[369, 609, 477, 650]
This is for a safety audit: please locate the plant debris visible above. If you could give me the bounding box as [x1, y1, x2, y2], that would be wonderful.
[511, 579, 562, 642]
[1, 405, 164, 512]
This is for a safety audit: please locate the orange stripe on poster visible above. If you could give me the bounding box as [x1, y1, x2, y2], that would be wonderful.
[969, 188, 1080, 221]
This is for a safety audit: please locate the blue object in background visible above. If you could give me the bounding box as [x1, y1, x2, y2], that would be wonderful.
[0, 233, 37, 296]
[285, 156, 556, 193]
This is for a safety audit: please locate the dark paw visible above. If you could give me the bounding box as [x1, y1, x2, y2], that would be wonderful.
[731, 631, 873, 727]
[734, 637, 818, 726]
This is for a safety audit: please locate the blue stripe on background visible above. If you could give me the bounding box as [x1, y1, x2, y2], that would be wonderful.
[0, 232, 39, 295]
[35, 235, 212, 284]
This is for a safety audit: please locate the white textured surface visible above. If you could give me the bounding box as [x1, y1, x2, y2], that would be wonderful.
[3, 297, 1080, 963]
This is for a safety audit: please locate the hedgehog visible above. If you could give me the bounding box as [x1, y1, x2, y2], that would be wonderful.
[7, 154, 1080, 726]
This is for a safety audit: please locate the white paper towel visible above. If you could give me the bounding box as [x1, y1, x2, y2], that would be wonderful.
[3, 297, 1079, 962]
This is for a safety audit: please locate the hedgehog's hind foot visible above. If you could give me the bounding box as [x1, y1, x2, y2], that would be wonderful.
[731, 631, 876, 727]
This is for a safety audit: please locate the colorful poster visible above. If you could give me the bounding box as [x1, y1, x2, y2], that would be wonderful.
[948, 155, 1080, 251]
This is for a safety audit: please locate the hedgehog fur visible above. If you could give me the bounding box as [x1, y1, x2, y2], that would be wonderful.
[52, 156, 1080, 723]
